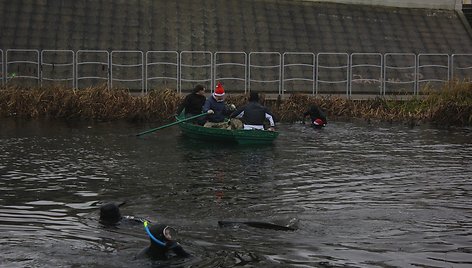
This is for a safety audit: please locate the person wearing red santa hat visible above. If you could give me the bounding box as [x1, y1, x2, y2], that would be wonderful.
[202, 82, 235, 126]
[303, 104, 327, 128]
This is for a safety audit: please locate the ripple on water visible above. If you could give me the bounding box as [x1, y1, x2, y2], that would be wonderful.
[1, 120, 471, 267]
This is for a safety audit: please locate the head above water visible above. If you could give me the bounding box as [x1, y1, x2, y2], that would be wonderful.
[144, 221, 173, 248]
[99, 203, 122, 225]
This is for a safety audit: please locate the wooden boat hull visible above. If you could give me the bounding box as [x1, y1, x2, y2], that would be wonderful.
[176, 115, 278, 145]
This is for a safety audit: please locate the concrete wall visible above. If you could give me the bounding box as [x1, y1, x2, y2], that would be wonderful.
[303, 0, 462, 10]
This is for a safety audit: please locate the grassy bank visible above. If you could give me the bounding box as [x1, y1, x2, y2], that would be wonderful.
[1, 81, 471, 126]
[273, 80, 472, 126]
[0, 85, 181, 123]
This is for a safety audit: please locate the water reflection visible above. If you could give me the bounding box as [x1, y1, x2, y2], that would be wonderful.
[1, 119, 471, 267]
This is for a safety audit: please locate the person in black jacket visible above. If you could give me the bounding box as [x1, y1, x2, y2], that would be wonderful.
[303, 104, 327, 128]
[176, 85, 206, 124]
[230, 91, 275, 131]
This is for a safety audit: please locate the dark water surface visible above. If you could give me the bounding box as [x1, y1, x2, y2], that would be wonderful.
[1, 119, 471, 267]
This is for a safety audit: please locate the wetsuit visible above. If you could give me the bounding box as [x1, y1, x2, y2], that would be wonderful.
[136, 223, 190, 260]
[99, 203, 148, 227]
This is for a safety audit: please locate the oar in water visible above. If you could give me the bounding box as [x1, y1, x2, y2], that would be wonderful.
[218, 220, 297, 231]
[136, 112, 208, 137]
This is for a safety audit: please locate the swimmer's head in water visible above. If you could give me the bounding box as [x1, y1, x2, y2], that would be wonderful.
[99, 203, 122, 225]
[144, 221, 175, 247]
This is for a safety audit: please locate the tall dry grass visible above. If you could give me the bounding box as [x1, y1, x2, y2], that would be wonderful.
[421, 80, 472, 125]
[1, 81, 471, 126]
[0, 85, 181, 122]
[271, 80, 472, 126]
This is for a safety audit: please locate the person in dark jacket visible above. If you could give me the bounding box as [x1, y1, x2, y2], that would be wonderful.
[303, 104, 327, 128]
[202, 82, 235, 127]
[230, 91, 275, 131]
[136, 221, 191, 261]
[176, 85, 206, 123]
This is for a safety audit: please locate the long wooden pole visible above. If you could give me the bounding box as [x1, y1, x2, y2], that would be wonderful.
[136, 112, 207, 137]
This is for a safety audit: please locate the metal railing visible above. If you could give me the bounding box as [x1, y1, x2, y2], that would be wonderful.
[350, 53, 383, 95]
[110, 50, 144, 92]
[1, 49, 471, 96]
[417, 53, 450, 93]
[41, 50, 75, 88]
[248, 52, 282, 94]
[282, 52, 315, 95]
[76, 50, 109, 89]
[145, 51, 179, 92]
[6, 49, 40, 86]
[384, 53, 417, 95]
[179, 51, 212, 94]
[451, 54, 472, 81]
[214, 52, 247, 93]
[316, 53, 349, 95]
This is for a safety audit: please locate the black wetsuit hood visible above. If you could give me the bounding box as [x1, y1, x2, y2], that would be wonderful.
[99, 203, 122, 225]
[140, 223, 190, 260]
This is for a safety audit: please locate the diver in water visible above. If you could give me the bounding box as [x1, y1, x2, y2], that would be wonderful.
[99, 203, 189, 260]
[136, 221, 191, 260]
[99, 202, 147, 227]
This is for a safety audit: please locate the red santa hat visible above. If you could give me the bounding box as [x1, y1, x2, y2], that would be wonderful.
[313, 118, 324, 126]
[214, 82, 225, 97]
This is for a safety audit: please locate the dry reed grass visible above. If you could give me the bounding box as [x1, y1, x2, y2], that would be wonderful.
[270, 80, 472, 126]
[0, 84, 181, 122]
[1, 81, 471, 126]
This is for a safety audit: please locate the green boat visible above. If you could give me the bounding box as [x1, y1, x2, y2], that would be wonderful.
[175, 113, 279, 145]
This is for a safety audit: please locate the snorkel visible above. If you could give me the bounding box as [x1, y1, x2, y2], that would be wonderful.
[143, 221, 166, 247]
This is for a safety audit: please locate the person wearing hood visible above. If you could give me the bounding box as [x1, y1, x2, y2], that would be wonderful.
[202, 82, 235, 127]
[136, 221, 191, 260]
[99, 202, 148, 227]
[230, 91, 275, 131]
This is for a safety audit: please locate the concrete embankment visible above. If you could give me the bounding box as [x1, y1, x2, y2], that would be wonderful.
[1, 0, 471, 94]
[1, 0, 471, 54]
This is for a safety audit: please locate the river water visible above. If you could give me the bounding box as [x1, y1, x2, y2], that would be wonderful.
[0, 119, 471, 268]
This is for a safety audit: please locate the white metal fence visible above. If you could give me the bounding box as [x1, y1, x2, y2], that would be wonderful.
[1, 49, 471, 96]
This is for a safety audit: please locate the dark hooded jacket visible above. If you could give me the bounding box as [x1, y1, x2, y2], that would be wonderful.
[176, 85, 206, 116]
[304, 105, 327, 125]
[230, 92, 275, 127]
[202, 95, 232, 123]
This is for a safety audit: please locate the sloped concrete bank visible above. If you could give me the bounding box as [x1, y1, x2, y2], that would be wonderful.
[1, 0, 471, 53]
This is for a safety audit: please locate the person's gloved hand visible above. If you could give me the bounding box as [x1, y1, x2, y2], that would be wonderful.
[207, 109, 214, 114]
